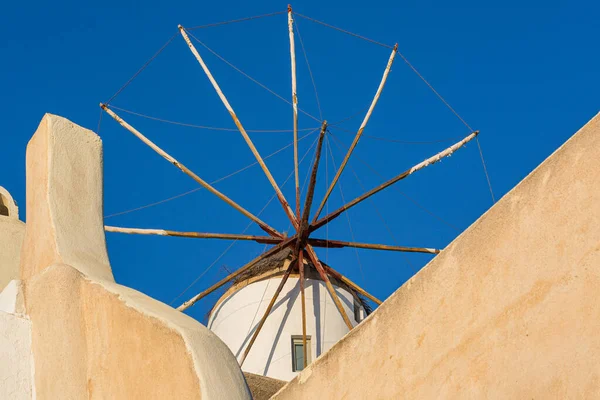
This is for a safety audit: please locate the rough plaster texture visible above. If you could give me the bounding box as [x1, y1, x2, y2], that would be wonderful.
[20, 114, 251, 400]
[20, 114, 113, 282]
[0, 279, 26, 314]
[0, 187, 25, 290]
[273, 113, 600, 399]
[0, 310, 33, 400]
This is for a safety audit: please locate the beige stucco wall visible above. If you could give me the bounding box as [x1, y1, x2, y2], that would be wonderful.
[0, 187, 25, 291]
[273, 112, 600, 399]
[20, 115, 113, 282]
[25, 263, 207, 399]
[20, 114, 251, 400]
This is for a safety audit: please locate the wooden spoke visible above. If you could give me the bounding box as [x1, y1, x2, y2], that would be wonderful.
[323, 264, 382, 306]
[304, 245, 354, 330]
[288, 5, 300, 218]
[311, 130, 479, 232]
[298, 250, 308, 368]
[178, 25, 298, 229]
[105, 226, 282, 245]
[177, 236, 296, 311]
[240, 257, 297, 366]
[100, 104, 282, 238]
[313, 44, 398, 221]
[308, 238, 440, 254]
[295, 121, 327, 256]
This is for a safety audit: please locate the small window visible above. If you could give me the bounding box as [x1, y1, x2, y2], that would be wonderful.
[354, 299, 363, 323]
[291, 335, 311, 372]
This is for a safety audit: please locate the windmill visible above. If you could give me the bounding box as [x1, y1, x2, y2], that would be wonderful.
[100, 6, 487, 379]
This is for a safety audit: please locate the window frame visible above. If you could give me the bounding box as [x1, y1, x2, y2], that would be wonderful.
[353, 298, 364, 323]
[291, 335, 311, 372]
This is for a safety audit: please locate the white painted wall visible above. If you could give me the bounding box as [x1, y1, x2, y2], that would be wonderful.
[0, 280, 25, 315]
[0, 214, 25, 291]
[0, 311, 33, 400]
[208, 277, 363, 381]
[0, 279, 33, 399]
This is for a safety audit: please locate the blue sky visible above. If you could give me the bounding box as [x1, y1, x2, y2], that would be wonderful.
[1, 0, 598, 323]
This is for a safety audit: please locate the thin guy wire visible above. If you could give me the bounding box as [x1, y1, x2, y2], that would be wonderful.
[239, 241, 269, 335]
[340, 152, 416, 270]
[325, 135, 366, 282]
[104, 127, 320, 219]
[294, 12, 394, 49]
[328, 105, 370, 127]
[475, 137, 495, 202]
[353, 167, 416, 270]
[294, 9, 494, 203]
[170, 134, 321, 306]
[187, 10, 286, 30]
[97, 108, 103, 135]
[185, 30, 322, 124]
[325, 125, 329, 265]
[327, 130, 460, 233]
[244, 270, 271, 337]
[294, 16, 323, 120]
[290, 136, 319, 236]
[105, 31, 179, 105]
[392, 49, 495, 203]
[331, 125, 464, 145]
[108, 104, 320, 133]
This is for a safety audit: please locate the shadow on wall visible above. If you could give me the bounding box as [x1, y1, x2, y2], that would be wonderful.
[0, 188, 18, 218]
[263, 289, 298, 376]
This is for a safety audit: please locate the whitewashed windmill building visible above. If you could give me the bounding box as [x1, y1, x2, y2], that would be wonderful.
[207, 248, 369, 381]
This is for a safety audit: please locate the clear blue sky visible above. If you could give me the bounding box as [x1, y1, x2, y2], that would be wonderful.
[1, 0, 598, 323]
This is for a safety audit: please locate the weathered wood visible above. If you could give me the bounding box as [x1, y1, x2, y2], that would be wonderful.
[288, 5, 300, 219]
[313, 44, 398, 221]
[177, 237, 296, 311]
[240, 258, 297, 366]
[304, 245, 354, 330]
[311, 130, 479, 232]
[100, 104, 282, 238]
[105, 226, 282, 244]
[298, 250, 308, 368]
[295, 121, 327, 256]
[324, 264, 382, 305]
[178, 25, 298, 229]
[308, 238, 440, 254]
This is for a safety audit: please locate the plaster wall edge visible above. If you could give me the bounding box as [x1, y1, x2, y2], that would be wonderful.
[45, 115, 114, 283]
[80, 268, 250, 400]
[273, 110, 600, 397]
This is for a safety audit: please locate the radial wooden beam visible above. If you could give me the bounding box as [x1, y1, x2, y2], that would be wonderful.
[308, 238, 440, 254]
[178, 25, 298, 229]
[304, 245, 354, 330]
[313, 44, 398, 221]
[295, 121, 327, 256]
[177, 236, 296, 311]
[298, 250, 308, 369]
[105, 226, 282, 244]
[288, 5, 300, 218]
[240, 258, 296, 366]
[311, 130, 479, 232]
[100, 104, 282, 238]
[323, 264, 382, 306]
